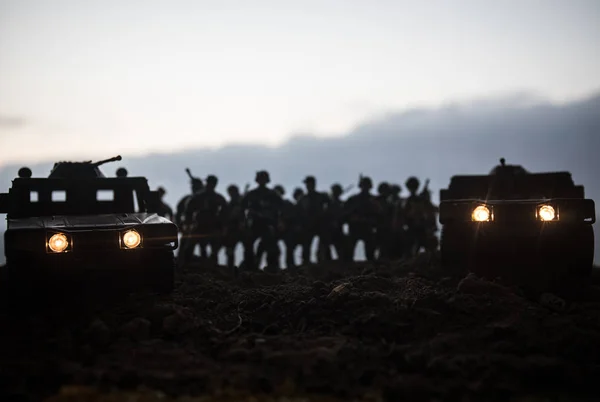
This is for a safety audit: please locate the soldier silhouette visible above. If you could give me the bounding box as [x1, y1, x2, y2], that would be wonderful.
[155, 187, 174, 221]
[403, 176, 428, 257]
[388, 183, 406, 259]
[223, 184, 244, 271]
[419, 179, 439, 252]
[180, 175, 227, 266]
[255, 184, 286, 266]
[240, 171, 284, 272]
[297, 176, 330, 264]
[343, 175, 382, 262]
[281, 187, 306, 268]
[320, 183, 347, 261]
[176, 169, 204, 268]
[375, 181, 394, 261]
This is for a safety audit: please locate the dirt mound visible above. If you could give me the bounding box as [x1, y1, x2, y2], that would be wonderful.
[1, 257, 600, 401]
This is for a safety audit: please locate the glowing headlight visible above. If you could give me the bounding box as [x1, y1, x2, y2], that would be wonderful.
[538, 205, 556, 221]
[122, 230, 141, 249]
[472, 205, 491, 222]
[48, 233, 69, 253]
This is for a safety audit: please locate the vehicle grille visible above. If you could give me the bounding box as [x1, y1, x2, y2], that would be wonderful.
[72, 230, 120, 251]
[492, 204, 537, 223]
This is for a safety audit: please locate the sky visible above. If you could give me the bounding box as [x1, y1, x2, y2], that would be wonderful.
[0, 0, 599, 166]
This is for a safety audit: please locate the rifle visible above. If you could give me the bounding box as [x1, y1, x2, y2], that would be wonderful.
[185, 168, 196, 180]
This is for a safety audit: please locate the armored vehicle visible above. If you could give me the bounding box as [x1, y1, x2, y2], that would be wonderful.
[0, 156, 178, 295]
[438, 158, 595, 288]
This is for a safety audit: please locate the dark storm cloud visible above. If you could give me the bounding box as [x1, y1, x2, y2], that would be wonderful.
[0, 91, 599, 264]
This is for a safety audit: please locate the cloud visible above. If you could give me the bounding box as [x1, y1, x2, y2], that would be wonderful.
[0, 91, 599, 264]
[0, 115, 27, 129]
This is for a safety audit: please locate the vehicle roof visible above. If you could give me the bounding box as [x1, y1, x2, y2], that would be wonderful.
[10, 177, 149, 188]
[449, 171, 574, 184]
[443, 171, 581, 199]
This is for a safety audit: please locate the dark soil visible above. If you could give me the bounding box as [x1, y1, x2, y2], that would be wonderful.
[1, 253, 600, 402]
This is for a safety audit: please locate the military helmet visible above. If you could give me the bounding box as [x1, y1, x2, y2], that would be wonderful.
[293, 187, 304, 199]
[116, 167, 128, 177]
[206, 175, 218, 186]
[255, 170, 270, 183]
[359, 176, 373, 189]
[303, 175, 316, 184]
[405, 176, 420, 191]
[157, 186, 166, 195]
[331, 183, 343, 195]
[227, 184, 239, 194]
[390, 184, 401, 194]
[274, 184, 285, 196]
[377, 181, 390, 195]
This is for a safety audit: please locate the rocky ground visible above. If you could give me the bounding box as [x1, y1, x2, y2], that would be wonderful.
[1, 254, 600, 402]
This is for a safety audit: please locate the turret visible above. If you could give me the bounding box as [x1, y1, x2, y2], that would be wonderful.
[48, 155, 123, 179]
[489, 157, 529, 176]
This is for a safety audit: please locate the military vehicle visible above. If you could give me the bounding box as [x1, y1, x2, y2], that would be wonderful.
[438, 158, 595, 288]
[0, 156, 178, 295]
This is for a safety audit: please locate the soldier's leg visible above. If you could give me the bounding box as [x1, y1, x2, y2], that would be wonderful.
[255, 239, 267, 267]
[208, 237, 222, 265]
[332, 230, 346, 261]
[346, 227, 359, 262]
[322, 238, 333, 261]
[300, 232, 313, 265]
[396, 228, 408, 259]
[364, 230, 377, 262]
[242, 230, 259, 271]
[265, 227, 281, 271]
[178, 236, 197, 268]
[316, 228, 332, 263]
[377, 228, 392, 261]
[176, 234, 189, 267]
[284, 236, 296, 269]
[225, 239, 236, 270]
[405, 226, 418, 257]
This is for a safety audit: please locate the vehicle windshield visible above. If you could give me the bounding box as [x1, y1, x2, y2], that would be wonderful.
[449, 172, 580, 200]
[7, 178, 148, 218]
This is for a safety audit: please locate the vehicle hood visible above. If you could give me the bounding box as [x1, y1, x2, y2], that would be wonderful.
[443, 198, 554, 204]
[7, 213, 170, 230]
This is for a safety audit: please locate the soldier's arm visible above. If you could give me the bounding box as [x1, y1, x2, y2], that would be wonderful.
[175, 198, 186, 223]
[321, 192, 331, 208]
[241, 192, 250, 210]
[217, 195, 228, 220]
[272, 192, 285, 217]
[183, 196, 197, 222]
[341, 196, 355, 216]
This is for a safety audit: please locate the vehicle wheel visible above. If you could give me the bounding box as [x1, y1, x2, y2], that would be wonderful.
[4, 256, 45, 307]
[543, 225, 594, 292]
[568, 225, 594, 280]
[144, 250, 175, 294]
[440, 223, 474, 276]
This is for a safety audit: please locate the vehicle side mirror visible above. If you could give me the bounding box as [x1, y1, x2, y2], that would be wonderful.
[0, 193, 9, 213]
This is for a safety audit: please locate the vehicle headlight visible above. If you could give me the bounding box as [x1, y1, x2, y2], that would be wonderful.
[122, 230, 141, 249]
[538, 205, 556, 221]
[48, 233, 69, 253]
[471, 205, 491, 222]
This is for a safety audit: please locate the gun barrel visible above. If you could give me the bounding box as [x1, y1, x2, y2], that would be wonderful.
[185, 168, 194, 180]
[93, 155, 122, 166]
